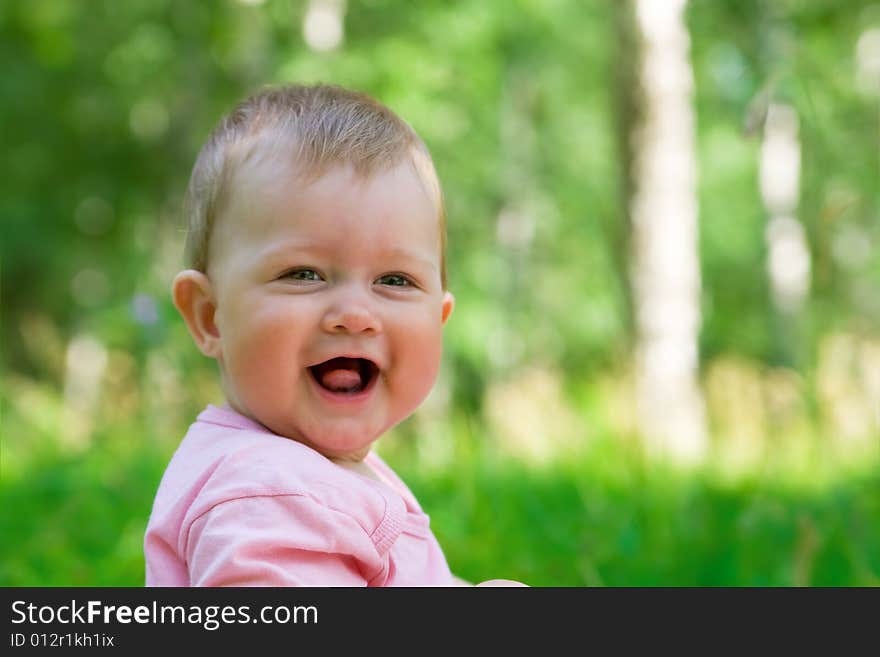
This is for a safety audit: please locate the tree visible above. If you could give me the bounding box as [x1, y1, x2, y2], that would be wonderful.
[626, 0, 707, 462]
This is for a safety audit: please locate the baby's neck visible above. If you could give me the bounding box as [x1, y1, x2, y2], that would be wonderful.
[329, 455, 382, 483]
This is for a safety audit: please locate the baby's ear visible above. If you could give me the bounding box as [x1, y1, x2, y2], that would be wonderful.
[441, 291, 455, 325]
[172, 270, 222, 358]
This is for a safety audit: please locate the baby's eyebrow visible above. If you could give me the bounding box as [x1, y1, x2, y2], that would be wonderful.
[260, 242, 438, 272]
[381, 248, 439, 272]
[259, 240, 327, 259]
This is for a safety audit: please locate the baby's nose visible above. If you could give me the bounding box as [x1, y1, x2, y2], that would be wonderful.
[322, 297, 381, 335]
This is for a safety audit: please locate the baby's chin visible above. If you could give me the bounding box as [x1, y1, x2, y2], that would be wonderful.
[296, 423, 383, 462]
[268, 426, 376, 462]
[230, 399, 383, 461]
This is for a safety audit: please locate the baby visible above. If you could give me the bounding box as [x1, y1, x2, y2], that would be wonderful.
[144, 84, 522, 586]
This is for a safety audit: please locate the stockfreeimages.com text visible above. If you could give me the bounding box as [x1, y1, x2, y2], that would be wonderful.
[11, 600, 317, 631]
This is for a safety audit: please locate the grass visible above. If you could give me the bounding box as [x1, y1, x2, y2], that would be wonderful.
[426, 465, 880, 586]
[2, 415, 878, 587]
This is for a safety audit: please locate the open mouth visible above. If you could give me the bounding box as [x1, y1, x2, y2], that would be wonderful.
[309, 357, 379, 394]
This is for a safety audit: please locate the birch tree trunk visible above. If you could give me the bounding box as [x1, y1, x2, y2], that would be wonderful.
[761, 103, 809, 315]
[629, 0, 707, 463]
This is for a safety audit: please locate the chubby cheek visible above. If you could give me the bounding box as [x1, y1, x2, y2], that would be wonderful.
[388, 317, 445, 416]
[218, 306, 302, 406]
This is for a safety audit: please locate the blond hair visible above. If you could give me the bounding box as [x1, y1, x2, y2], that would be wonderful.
[183, 84, 447, 287]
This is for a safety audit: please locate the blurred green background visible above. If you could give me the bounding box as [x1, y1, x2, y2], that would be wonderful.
[2, 0, 879, 586]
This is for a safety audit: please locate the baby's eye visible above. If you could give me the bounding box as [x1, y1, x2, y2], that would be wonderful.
[282, 268, 323, 282]
[376, 273, 413, 287]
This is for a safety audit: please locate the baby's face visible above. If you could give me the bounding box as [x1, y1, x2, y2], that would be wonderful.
[205, 161, 453, 461]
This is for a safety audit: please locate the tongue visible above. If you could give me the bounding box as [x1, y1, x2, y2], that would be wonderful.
[314, 357, 365, 392]
[321, 368, 362, 392]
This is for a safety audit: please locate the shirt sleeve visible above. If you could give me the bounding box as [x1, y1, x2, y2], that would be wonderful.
[185, 493, 385, 586]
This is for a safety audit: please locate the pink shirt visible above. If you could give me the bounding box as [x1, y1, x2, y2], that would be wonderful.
[144, 404, 454, 586]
